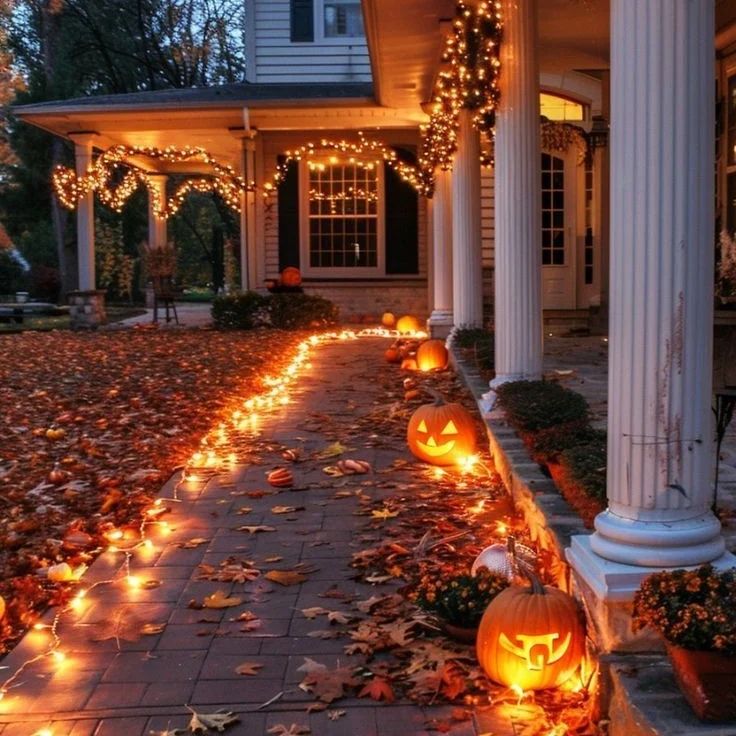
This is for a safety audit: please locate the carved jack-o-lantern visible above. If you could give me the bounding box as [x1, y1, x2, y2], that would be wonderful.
[477, 576, 585, 691]
[280, 267, 302, 287]
[407, 393, 477, 466]
[416, 339, 449, 372]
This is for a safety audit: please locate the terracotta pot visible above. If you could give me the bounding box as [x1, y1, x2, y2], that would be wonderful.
[667, 643, 736, 721]
[442, 622, 478, 644]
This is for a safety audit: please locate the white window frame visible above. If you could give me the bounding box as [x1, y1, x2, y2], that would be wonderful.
[313, 0, 365, 44]
[298, 157, 385, 278]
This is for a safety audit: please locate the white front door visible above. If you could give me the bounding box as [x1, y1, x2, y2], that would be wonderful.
[541, 151, 577, 309]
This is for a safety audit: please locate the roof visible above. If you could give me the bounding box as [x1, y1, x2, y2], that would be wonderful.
[13, 82, 376, 116]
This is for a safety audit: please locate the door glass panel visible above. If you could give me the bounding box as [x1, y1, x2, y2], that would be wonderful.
[541, 153, 565, 266]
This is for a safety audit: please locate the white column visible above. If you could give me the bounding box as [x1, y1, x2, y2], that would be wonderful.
[147, 175, 168, 250]
[428, 167, 454, 337]
[239, 135, 257, 291]
[491, 0, 542, 386]
[568, 0, 733, 601]
[71, 134, 96, 291]
[452, 109, 483, 328]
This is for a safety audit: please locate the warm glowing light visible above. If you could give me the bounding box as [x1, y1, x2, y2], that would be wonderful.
[33, 729, 53, 736]
[52, 651, 66, 664]
[510, 683, 526, 705]
[469, 499, 486, 515]
[126, 575, 142, 589]
[496, 521, 508, 536]
[105, 528, 123, 541]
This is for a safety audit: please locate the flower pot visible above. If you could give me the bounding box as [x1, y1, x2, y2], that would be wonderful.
[442, 622, 478, 643]
[666, 643, 736, 721]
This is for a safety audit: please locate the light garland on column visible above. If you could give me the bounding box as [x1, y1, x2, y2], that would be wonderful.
[52, 145, 255, 219]
[419, 0, 504, 193]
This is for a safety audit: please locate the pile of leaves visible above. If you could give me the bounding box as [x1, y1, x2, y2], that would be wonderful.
[0, 327, 303, 651]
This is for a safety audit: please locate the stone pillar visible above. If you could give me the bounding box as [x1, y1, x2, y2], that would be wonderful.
[451, 109, 483, 329]
[70, 134, 97, 291]
[240, 135, 257, 291]
[147, 174, 168, 250]
[428, 167, 453, 337]
[490, 0, 543, 386]
[568, 0, 733, 610]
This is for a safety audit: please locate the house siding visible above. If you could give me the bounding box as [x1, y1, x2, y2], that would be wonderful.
[249, 0, 372, 83]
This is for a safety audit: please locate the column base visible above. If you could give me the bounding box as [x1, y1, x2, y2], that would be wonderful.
[427, 310, 453, 338]
[567, 535, 736, 651]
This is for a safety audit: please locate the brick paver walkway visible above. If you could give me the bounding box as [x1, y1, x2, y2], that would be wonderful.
[0, 337, 513, 736]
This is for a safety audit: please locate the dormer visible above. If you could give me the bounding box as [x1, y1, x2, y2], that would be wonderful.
[245, 0, 372, 84]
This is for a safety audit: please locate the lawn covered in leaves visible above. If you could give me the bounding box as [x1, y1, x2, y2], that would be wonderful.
[0, 327, 303, 652]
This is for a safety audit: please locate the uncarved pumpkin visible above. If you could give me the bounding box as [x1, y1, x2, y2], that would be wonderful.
[382, 312, 396, 328]
[0, 595, 5, 621]
[416, 339, 449, 372]
[396, 315, 421, 334]
[477, 577, 585, 691]
[280, 266, 302, 287]
[384, 347, 401, 364]
[400, 357, 418, 371]
[407, 393, 477, 466]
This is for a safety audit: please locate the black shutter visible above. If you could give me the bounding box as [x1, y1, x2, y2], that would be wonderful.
[278, 158, 300, 270]
[290, 0, 314, 42]
[384, 163, 419, 274]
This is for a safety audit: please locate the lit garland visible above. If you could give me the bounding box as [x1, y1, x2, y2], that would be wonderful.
[52, 145, 254, 219]
[419, 1, 503, 193]
[266, 133, 430, 196]
[540, 120, 590, 165]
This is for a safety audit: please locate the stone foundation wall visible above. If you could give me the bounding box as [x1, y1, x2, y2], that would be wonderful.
[303, 281, 428, 323]
[68, 290, 107, 329]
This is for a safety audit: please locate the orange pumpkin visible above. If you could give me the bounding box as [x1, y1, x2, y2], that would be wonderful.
[396, 315, 421, 334]
[382, 312, 396, 328]
[267, 468, 294, 487]
[384, 347, 401, 364]
[280, 267, 302, 287]
[477, 577, 585, 691]
[400, 357, 418, 371]
[0, 595, 5, 621]
[416, 339, 449, 372]
[406, 393, 477, 466]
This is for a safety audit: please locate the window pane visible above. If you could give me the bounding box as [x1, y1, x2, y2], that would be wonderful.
[324, 2, 364, 37]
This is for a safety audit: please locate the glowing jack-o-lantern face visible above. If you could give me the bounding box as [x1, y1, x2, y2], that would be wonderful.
[407, 396, 477, 466]
[477, 579, 585, 691]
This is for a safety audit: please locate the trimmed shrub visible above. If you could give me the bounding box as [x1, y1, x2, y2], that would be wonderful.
[529, 422, 606, 463]
[212, 291, 338, 330]
[559, 438, 607, 503]
[495, 380, 589, 432]
[453, 327, 494, 371]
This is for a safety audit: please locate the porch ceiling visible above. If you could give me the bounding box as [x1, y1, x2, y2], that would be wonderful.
[362, 0, 610, 112]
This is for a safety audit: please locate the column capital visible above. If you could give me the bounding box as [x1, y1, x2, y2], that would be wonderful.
[68, 132, 100, 149]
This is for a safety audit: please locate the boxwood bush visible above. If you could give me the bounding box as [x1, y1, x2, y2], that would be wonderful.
[212, 292, 338, 330]
[495, 380, 589, 432]
[559, 438, 607, 503]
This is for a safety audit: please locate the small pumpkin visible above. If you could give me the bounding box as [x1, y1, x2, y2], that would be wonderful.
[416, 339, 449, 372]
[406, 391, 477, 466]
[0, 595, 5, 621]
[396, 315, 421, 334]
[280, 266, 302, 287]
[385, 347, 401, 364]
[477, 575, 585, 691]
[381, 312, 396, 328]
[267, 468, 294, 488]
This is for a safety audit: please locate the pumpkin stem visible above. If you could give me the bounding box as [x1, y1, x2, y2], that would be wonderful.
[424, 388, 446, 406]
[508, 536, 546, 594]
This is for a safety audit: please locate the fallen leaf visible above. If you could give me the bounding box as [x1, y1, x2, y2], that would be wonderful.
[140, 622, 166, 635]
[266, 725, 311, 736]
[264, 555, 283, 563]
[202, 590, 243, 609]
[297, 658, 328, 674]
[186, 707, 239, 733]
[235, 661, 263, 676]
[358, 677, 395, 703]
[271, 505, 303, 514]
[179, 537, 210, 549]
[237, 525, 277, 534]
[326, 611, 350, 625]
[371, 508, 399, 520]
[301, 607, 329, 619]
[327, 710, 346, 721]
[315, 441, 352, 459]
[265, 570, 307, 586]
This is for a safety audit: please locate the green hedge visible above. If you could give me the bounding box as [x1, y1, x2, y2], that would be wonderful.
[495, 380, 589, 432]
[212, 291, 338, 330]
[529, 422, 606, 463]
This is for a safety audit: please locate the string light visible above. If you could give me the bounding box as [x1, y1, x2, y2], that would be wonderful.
[52, 145, 253, 218]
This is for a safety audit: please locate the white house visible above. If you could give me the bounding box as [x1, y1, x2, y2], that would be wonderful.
[15, 0, 736, 651]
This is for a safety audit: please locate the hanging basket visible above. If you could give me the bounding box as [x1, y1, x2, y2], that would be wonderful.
[667, 643, 736, 721]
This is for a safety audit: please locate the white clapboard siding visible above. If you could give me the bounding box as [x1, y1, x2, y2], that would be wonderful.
[252, 0, 372, 84]
[481, 166, 495, 269]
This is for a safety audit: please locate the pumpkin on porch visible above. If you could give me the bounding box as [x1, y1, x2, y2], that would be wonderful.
[476, 576, 585, 691]
[406, 392, 477, 466]
[416, 339, 449, 371]
[381, 312, 396, 328]
[396, 315, 421, 334]
[384, 346, 401, 364]
[0, 595, 5, 621]
[280, 267, 302, 287]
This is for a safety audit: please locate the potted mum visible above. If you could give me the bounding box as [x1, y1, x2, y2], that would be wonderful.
[410, 567, 510, 642]
[632, 564, 736, 721]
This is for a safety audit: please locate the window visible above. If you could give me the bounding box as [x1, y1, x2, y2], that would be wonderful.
[304, 160, 381, 273]
[323, 1, 364, 37]
[540, 93, 585, 122]
[541, 153, 565, 265]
